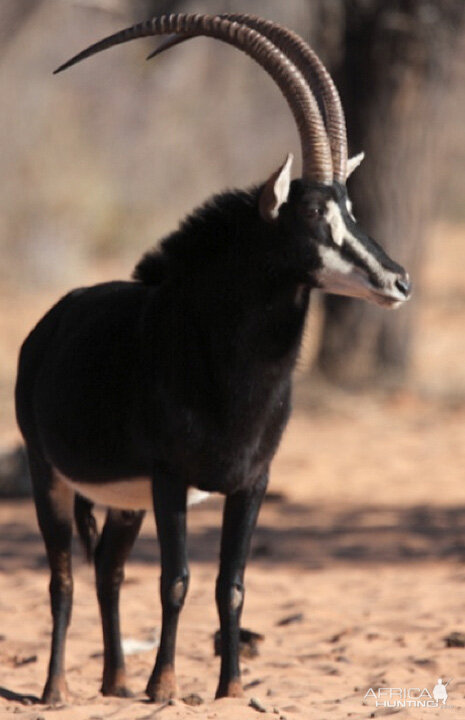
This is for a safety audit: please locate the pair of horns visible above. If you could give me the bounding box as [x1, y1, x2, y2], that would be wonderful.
[55, 13, 348, 185]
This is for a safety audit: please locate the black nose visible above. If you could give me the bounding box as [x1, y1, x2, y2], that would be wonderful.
[395, 274, 412, 297]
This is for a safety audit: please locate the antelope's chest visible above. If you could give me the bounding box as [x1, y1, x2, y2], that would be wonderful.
[168, 387, 292, 493]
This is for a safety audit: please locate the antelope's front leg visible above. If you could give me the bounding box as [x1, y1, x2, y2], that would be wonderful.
[215, 476, 268, 699]
[146, 477, 188, 702]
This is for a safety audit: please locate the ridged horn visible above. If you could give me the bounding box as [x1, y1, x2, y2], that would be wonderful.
[148, 14, 348, 184]
[223, 15, 348, 184]
[54, 13, 333, 184]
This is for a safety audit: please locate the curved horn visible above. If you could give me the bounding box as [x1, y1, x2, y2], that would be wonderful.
[149, 15, 348, 184]
[151, 18, 348, 183]
[224, 15, 347, 184]
[54, 13, 333, 184]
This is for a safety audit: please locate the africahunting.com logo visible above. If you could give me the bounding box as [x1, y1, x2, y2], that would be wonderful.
[365, 679, 452, 709]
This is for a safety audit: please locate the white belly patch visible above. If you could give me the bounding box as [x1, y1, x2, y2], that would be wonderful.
[53, 469, 210, 511]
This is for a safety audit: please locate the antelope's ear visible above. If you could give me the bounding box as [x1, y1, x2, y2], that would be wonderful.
[346, 151, 364, 180]
[259, 153, 294, 222]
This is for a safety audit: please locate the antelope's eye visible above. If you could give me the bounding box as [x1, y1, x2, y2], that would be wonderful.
[307, 207, 324, 219]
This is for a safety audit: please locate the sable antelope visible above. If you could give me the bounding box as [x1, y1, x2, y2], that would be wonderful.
[15, 13, 411, 705]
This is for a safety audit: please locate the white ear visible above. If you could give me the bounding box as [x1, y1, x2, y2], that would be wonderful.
[259, 153, 294, 222]
[346, 151, 365, 180]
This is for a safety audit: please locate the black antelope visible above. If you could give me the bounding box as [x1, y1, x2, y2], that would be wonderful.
[15, 13, 411, 705]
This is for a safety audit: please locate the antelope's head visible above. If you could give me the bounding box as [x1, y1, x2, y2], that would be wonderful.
[259, 151, 411, 308]
[55, 12, 411, 307]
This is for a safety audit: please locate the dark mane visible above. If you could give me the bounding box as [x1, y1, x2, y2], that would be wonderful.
[132, 187, 260, 285]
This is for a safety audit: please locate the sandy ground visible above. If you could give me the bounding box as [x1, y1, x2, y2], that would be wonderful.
[0, 224, 465, 719]
[2, 401, 465, 720]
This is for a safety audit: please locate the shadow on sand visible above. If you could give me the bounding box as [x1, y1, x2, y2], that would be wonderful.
[2, 496, 465, 571]
[0, 686, 39, 704]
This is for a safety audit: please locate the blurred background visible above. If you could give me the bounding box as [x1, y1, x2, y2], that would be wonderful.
[0, 2, 465, 715]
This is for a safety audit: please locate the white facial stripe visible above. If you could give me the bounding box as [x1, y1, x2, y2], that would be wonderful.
[319, 246, 352, 275]
[320, 199, 408, 305]
[325, 199, 346, 246]
[325, 199, 388, 282]
[318, 246, 372, 299]
[317, 249, 371, 301]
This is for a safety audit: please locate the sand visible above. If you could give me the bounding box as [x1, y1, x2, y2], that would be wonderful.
[1, 393, 465, 719]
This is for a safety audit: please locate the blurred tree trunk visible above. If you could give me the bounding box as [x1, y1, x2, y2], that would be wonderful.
[317, 0, 465, 389]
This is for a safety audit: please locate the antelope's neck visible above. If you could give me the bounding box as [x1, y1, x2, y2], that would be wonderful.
[192, 278, 310, 392]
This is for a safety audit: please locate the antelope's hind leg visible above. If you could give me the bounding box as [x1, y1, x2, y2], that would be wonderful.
[95, 508, 145, 697]
[28, 449, 74, 705]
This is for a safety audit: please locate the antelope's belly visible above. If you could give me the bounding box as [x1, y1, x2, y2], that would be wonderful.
[53, 469, 210, 510]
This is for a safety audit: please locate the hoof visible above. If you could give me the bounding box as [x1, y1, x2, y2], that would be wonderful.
[41, 677, 68, 705]
[215, 679, 243, 699]
[146, 666, 177, 702]
[102, 669, 133, 698]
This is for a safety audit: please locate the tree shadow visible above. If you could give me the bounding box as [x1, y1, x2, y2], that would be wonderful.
[246, 501, 465, 567]
[2, 496, 465, 571]
[126, 496, 465, 567]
